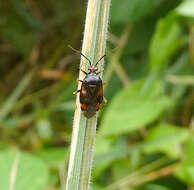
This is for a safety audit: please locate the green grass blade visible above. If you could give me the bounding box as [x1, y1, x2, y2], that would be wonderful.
[65, 0, 111, 189]
[0, 71, 34, 121]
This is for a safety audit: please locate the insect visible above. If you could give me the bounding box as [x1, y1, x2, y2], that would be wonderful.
[69, 45, 107, 118]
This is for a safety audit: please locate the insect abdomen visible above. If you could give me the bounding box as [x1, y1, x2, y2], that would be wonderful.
[83, 104, 97, 118]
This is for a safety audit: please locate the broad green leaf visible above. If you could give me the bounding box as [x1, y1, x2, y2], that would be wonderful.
[111, 0, 163, 23]
[99, 81, 171, 136]
[176, 136, 194, 184]
[144, 124, 189, 158]
[176, 0, 194, 17]
[149, 14, 183, 69]
[34, 148, 67, 166]
[0, 151, 48, 190]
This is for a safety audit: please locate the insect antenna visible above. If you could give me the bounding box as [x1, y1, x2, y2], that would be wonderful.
[94, 54, 106, 67]
[68, 45, 92, 66]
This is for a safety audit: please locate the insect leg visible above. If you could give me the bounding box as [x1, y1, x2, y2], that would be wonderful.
[100, 97, 108, 110]
[81, 104, 87, 110]
[77, 79, 83, 83]
[96, 103, 101, 111]
[103, 96, 108, 104]
[73, 89, 81, 95]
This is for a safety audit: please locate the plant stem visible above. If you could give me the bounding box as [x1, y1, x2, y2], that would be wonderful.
[106, 157, 168, 190]
[130, 163, 178, 186]
[104, 26, 131, 86]
[65, 0, 111, 189]
[0, 71, 34, 121]
[79, 119, 97, 189]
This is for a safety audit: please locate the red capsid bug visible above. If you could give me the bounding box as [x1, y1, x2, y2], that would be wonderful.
[69, 45, 107, 118]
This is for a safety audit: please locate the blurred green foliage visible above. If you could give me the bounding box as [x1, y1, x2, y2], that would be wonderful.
[0, 0, 194, 190]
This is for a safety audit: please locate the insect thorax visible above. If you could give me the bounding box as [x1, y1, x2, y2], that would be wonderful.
[83, 73, 102, 85]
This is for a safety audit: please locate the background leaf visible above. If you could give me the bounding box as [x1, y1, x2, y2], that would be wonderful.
[149, 14, 183, 70]
[34, 148, 67, 166]
[0, 0, 193, 189]
[176, 136, 194, 184]
[176, 0, 194, 17]
[100, 81, 171, 136]
[0, 151, 49, 190]
[144, 124, 189, 158]
[111, 0, 163, 23]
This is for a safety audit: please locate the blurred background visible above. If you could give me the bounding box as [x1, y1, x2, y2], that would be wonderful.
[0, 0, 194, 190]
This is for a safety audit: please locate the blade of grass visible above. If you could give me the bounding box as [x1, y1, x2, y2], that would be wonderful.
[65, 0, 111, 190]
[105, 157, 168, 190]
[166, 75, 194, 85]
[9, 152, 20, 190]
[0, 71, 34, 121]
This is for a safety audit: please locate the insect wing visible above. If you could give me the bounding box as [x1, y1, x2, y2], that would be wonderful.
[95, 82, 103, 104]
[80, 83, 90, 104]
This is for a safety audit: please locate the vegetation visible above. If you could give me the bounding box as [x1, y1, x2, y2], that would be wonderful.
[65, 0, 110, 189]
[0, 0, 194, 190]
